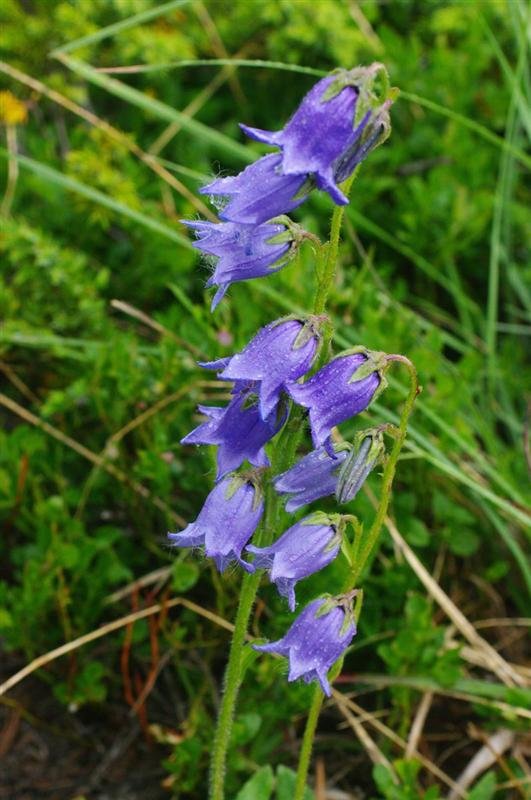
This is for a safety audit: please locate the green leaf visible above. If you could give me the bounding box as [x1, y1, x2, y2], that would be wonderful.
[234, 765, 274, 800]
[276, 766, 314, 800]
[372, 763, 397, 796]
[0, 150, 191, 248]
[171, 561, 199, 592]
[446, 527, 480, 557]
[51, 0, 192, 55]
[404, 519, 430, 547]
[468, 771, 497, 800]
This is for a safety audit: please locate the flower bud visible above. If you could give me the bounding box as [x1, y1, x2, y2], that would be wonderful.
[335, 428, 385, 504]
[273, 443, 349, 512]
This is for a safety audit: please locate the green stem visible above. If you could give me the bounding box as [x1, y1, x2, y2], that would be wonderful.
[351, 356, 419, 585]
[210, 569, 262, 800]
[312, 172, 357, 316]
[209, 415, 301, 799]
[294, 686, 324, 800]
[294, 359, 418, 797]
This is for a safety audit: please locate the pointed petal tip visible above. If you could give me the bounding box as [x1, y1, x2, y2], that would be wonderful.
[239, 123, 282, 146]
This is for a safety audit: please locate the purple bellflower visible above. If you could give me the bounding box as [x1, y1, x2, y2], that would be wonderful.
[287, 349, 387, 451]
[168, 472, 263, 572]
[246, 512, 343, 611]
[182, 219, 294, 310]
[181, 383, 285, 479]
[254, 594, 357, 696]
[241, 65, 395, 205]
[274, 444, 349, 512]
[200, 153, 311, 226]
[241, 75, 357, 205]
[202, 316, 324, 419]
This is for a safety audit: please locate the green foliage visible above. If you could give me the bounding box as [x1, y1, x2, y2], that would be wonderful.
[373, 759, 441, 800]
[235, 765, 314, 800]
[0, 0, 529, 797]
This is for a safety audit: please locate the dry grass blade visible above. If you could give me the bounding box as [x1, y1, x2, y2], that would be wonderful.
[0, 360, 39, 404]
[146, 39, 252, 156]
[74, 381, 197, 520]
[194, 1, 246, 103]
[0, 60, 216, 221]
[0, 596, 234, 697]
[111, 298, 206, 358]
[0, 392, 185, 526]
[406, 691, 434, 758]
[148, 60, 240, 155]
[333, 691, 466, 796]
[364, 487, 525, 687]
[343, 674, 531, 721]
[447, 729, 515, 800]
[1, 124, 18, 216]
[333, 692, 396, 776]
[105, 566, 172, 604]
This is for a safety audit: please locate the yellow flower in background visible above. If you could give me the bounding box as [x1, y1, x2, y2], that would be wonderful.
[0, 91, 28, 126]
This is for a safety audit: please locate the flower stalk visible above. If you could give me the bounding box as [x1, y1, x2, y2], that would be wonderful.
[169, 64, 409, 800]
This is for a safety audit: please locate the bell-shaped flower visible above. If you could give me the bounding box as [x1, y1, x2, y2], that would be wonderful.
[181, 383, 286, 479]
[274, 443, 349, 512]
[246, 512, 343, 611]
[287, 349, 387, 450]
[168, 473, 263, 572]
[241, 65, 395, 205]
[254, 594, 357, 696]
[182, 218, 294, 310]
[200, 153, 311, 226]
[201, 316, 324, 419]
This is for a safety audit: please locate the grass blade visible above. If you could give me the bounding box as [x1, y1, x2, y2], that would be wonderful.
[53, 55, 253, 163]
[0, 149, 191, 247]
[51, 0, 191, 55]
[90, 57, 531, 169]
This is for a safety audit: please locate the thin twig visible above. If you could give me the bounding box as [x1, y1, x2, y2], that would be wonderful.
[0, 60, 216, 220]
[111, 298, 206, 357]
[365, 486, 525, 688]
[0, 392, 185, 525]
[1, 124, 18, 216]
[333, 692, 466, 796]
[0, 596, 236, 696]
[406, 691, 434, 759]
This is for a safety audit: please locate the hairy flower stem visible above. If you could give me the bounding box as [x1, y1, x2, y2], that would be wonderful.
[294, 687, 324, 799]
[209, 420, 297, 800]
[312, 171, 357, 317]
[210, 568, 262, 800]
[350, 356, 419, 585]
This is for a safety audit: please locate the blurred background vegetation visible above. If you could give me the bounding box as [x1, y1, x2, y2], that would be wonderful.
[0, 1, 529, 798]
